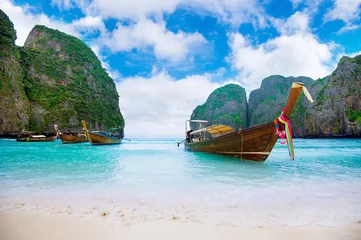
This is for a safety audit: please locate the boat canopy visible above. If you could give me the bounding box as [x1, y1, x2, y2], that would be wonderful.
[31, 135, 46, 138]
[189, 120, 208, 123]
[190, 125, 234, 136]
[108, 128, 122, 131]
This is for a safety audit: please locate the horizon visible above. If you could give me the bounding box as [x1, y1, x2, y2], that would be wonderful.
[1, 0, 361, 138]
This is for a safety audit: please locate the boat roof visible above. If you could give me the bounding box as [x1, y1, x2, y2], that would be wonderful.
[189, 120, 208, 123]
[190, 125, 234, 135]
[108, 128, 121, 131]
[31, 135, 46, 138]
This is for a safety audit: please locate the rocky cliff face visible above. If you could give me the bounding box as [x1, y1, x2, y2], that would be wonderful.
[190, 84, 248, 130]
[0, 10, 29, 136]
[248, 75, 314, 132]
[0, 11, 124, 136]
[301, 55, 361, 137]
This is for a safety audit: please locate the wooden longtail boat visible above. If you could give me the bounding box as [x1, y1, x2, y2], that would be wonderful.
[16, 135, 56, 142]
[181, 82, 313, 162]
[53, 124, 87, 144]
[81, 120, 122, 145]
[60, 133, 87, 144]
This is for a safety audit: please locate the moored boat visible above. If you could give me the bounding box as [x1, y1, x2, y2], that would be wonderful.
[81, 120, 123, 145]
[180, 82, 313, 162]
[54, 124, 88, 144]
[16, 135, 56, 142]
[60, 133, 87, 144]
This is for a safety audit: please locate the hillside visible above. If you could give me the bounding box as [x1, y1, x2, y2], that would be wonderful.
[190, 84, 248, 130]
[301, 55, 361, 137]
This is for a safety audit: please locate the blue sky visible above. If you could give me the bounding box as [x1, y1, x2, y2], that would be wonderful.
[1, 0, 361, 138]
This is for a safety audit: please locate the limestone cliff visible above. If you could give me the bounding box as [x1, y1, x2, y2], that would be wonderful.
[0, 10, 29, 136]
[190, 84, 248, 130]
[301, 55, 361, 137]
[248, 75, 314, 136]
[0, 11, 124, 136]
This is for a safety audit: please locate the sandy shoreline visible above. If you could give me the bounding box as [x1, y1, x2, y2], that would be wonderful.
[1, 210, 360, 240]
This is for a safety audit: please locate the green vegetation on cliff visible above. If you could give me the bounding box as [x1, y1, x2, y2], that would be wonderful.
[303, 55, 361, 137]
[0, 10, 16, 54]
[191, 84, 248, 130]
[0, 10, 29, 135]
[20, 25, 124, 133]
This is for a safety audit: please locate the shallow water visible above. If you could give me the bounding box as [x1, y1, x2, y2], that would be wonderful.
[0, 138, 360, 228]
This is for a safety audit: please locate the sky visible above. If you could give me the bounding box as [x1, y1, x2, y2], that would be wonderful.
[1, 0, 361, 138]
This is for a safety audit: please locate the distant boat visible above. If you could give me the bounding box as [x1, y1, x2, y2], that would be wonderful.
[81, 120, 123, 145]
[16, 135, 56, 142]
[179, 82, 313, 162]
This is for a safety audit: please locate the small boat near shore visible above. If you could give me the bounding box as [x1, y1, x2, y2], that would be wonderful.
[179, 82, 313, 162]
[81, 120, 123, 145]
[16, 135, 56, 142]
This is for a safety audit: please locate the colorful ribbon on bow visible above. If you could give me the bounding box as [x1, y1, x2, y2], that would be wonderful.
[275, 110, 294, 161]
[273, 119, 286, 144]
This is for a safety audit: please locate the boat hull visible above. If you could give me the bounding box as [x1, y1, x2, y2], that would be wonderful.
[16, 137, 56, 142]
[60, 134, 87, 144]
[185, 122, 278, 162]
[87, 132, 122, 145]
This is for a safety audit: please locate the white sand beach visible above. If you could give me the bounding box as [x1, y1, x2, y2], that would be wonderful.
[1, 210, 360, 240]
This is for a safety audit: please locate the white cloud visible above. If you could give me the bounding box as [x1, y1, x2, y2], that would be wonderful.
[51, 0, 90, 11]
[290, 0, 324, 12]
[115, 70, 224, 138]
[87, 0, 179, 20]
[0, 0, 78, 45]
[24, 0, 269, 62]
[350, 51, 361, 57]
[72, 16, 106, 34]
[53, 0, 267, 28]
[51, 0, 74, 10]
[102, 18, 206, 62]
[324, 0, 361, 24]
[279, 11, 309, 35]
[0, 0, 107, 46]
[337, 24, 361, 34]
[185, 0, 268, 28]
[228, 12, 335, 92]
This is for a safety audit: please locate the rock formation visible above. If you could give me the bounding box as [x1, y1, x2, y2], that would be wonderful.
[190, 84, 248, 130]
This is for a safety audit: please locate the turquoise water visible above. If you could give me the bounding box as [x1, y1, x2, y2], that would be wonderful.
[0, 138, 360, 227]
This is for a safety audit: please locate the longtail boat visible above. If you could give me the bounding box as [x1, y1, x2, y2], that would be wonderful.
[60, 133, 87, 144]
[180, 82, 313, 162]
[81, 120, 123, 145]
[54, 124, 88, 144]
[16, 135, 56, 142]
